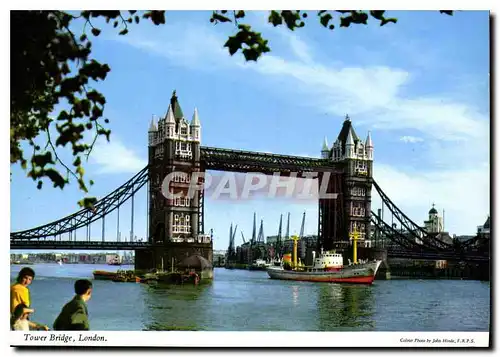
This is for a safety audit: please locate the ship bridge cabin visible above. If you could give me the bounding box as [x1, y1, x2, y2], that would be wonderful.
[313, 251, 344, 269]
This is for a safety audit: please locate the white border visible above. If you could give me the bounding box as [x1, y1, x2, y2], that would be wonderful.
[4, 2, 496, 355]
[10, 331, 490, 347]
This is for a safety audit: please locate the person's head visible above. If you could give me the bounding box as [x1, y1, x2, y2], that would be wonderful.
[16, 267, 35, 286]
[74, 279, 92, 302]
[11, 303, 33, 325]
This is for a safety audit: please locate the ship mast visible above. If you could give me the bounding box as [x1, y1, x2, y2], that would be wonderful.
[291, 235, 300, 268]
[349, 228, 360, 264]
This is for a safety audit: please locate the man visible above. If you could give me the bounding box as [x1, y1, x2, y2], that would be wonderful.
[11, 267, 35, 314]
[53, 279, 92, 331]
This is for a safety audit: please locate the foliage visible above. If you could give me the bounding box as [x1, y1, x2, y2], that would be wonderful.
[11, 10, 452, 208]
[11, 10, 165, 208]
[211, 10, 453, 61]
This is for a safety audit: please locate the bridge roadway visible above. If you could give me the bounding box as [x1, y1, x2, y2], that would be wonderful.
[10, 240, 151, 251]
[10, 240, 489, 263]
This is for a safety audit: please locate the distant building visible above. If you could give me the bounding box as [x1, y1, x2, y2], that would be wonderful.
[424, 204, 444, 233]
[266, 235, 278, 245]
[213, 250, 226, 267]
[477, 216, 490, 238]
[454, 235, 475, 243]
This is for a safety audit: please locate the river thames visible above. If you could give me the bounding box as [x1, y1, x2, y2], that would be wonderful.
[10, 264, 490, 331]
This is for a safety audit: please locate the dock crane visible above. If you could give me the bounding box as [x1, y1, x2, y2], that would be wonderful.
[241, 231, 246, 244]
[299, 211, 306, 238]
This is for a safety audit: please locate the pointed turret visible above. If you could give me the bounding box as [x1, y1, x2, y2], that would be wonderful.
[148, 115, 158, 146]
[365, 130, 373, 161]
[345, 127, 355, 159]
[165, 104, 176, 139]
[346, 129, 354, 146]
[322, 137, 329, 151]
[365, 131, 373, 148]
[149, 115, 157, 132]
[191, 107, 200, 127]
[170, 90, 184, 120]
[165, 104, 175, 124]
[191, 107, 201, 142]
[336, 115, 359, 159]
[321, 137, 329, 159]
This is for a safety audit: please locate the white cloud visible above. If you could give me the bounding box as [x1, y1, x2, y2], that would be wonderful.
[112, 23, 234, 70]
[90, 137, 147, 174]
[400, 135, 424, 143]
[279, 31, 314, 64]
[372, 163, 489, 235]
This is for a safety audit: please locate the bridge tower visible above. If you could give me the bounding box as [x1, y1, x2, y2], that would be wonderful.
[135, 91, 213, 271]
[318, 115, 373, 251]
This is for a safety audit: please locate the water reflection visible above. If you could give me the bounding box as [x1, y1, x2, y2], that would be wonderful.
[316, 284, 375, 331]
[142, 282, 212, 331]
[291, 285, 299, 306]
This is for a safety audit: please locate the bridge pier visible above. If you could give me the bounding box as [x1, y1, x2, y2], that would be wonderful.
[135, 242, 213, 275]
[334, 246, 391, 280]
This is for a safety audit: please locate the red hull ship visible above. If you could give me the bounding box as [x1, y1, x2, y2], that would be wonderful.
[267, 260, 381, 284]
[267, 229, 382, 285]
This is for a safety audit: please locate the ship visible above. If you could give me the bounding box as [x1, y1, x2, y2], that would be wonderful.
[92, 270, 117, 280]
[248, 258, 270, 271]
[267, 229, 382, 285]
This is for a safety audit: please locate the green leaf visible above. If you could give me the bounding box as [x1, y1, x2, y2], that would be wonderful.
[268, 11, 283, 26]
[380, 17, 397, 26]
[370, 10, 385, 20]
[224, 36, 243, 55]
[73, 156, 81, 167]
[91, 28, 101, 36]
[340, 16, 351, 27]
[76, 165, 84, 177]
[320, 13, 333, 27]
[212, 12, 232, 23]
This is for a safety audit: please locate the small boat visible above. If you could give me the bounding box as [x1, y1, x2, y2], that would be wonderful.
[248, 259, 270, 271]
[267, 230, 382, 285]
[111, 270, 139, 282]
[92, 270, 117, 280]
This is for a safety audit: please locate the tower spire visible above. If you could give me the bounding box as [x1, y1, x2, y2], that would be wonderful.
[170, 90, 184, 120]
[192, 107, 200, 126]
[365, 130, 373, 147]
[165, 104, 175, 124]
[149, 115, 157, 132]
[321, 136, 329, 159]
[322, 137, 329, 151]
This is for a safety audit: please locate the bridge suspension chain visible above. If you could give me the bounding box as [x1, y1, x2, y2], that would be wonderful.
[370, 211, 429, 251]
[372, 179, 453, 250]
[11, 166, 149, 240]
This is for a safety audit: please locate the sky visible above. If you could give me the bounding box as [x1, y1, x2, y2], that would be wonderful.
[10, 10, 490, 252]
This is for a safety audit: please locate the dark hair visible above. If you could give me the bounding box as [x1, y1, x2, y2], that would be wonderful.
[16, 267, 35, 283]
[11, 303, 28, 328]
[74, 279, 92, 295]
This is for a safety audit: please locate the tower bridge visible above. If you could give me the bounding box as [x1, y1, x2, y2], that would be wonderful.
[10, 92, 489, 270]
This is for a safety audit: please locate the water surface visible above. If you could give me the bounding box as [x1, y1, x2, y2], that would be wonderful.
[10, 264, 490, 331]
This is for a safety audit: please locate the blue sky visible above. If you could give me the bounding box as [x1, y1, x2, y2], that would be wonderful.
[10, 10, 490, 251]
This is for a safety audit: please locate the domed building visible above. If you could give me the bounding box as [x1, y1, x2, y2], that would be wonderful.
[424, 204, 444, 233]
